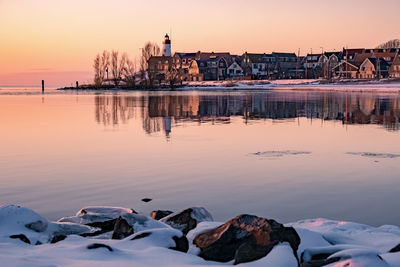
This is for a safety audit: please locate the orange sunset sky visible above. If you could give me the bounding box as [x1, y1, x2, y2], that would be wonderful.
[1, 0, 399, 86]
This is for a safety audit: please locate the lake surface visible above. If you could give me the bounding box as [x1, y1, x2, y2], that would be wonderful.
[1, 88, 400, 226]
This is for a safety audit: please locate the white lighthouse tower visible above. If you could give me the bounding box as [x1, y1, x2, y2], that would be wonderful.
[162, 34, 171, 57]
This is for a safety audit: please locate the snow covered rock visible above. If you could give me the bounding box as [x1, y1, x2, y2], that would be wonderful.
[290, 218, 400, 253]
[160, 207, 213, 235]
[193, 214, 300, 264]
[151, 210, 173, 220]
[389, 243, 400, 253]
[59, 206, 137, 225]
[127, 228, 189, 253]
[112, 216, 134, 239]
[326, 248, 390, 267]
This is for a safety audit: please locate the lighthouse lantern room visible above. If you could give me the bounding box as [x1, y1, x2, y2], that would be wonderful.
[163, 34, 171, 57]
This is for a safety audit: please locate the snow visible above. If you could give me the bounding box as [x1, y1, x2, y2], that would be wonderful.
[1, 205, 400, 266]
[180, 79, 400, 93]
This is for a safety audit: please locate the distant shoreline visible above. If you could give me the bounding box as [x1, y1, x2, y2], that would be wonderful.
[57, 78, 400, 93]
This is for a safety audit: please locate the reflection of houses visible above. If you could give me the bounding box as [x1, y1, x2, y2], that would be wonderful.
[94, 93, 400, 134]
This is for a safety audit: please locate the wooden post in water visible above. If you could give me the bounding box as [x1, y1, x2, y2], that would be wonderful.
[76, 81, 79, 88]
[42, 80, 44, 93]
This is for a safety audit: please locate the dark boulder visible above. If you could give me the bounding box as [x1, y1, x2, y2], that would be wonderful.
[112, 216, 134, 240]
[141, 198, 152, 203]
[10, 234, 31, 244]
[25, 220, 48, 232]
[131, 232, 152, 240]
[50, 234, 67, 244]
[193, 214, 300, 264]
[160, 207, 213, 235]
[87, 243, 113, 251]
[301, 257, 340, 267]
[389, 243, 400, 253]
[151, 210, 173, 220]
[170, 235, 189, 253]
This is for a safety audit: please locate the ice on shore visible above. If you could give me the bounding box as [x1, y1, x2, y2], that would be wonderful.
[250, 150, 312, 158]
[1, 205, 399, 266]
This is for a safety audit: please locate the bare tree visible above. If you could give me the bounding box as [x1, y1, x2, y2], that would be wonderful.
[101, 50, 110, 82]
[140, 42, 161, 87]
[165, 61, 181, 89]
[111, 50, 127, 86]
[93, 54, 102, 87]
[377, 39, 400, 49]
[124, 58, 137, 88]
[140, 42, 161, 71]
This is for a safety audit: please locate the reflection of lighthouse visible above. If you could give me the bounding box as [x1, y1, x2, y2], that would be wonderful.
[164, 117, 171, 138]
[163, 34, 171, 57]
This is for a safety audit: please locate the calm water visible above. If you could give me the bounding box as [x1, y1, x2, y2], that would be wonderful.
[1, 88, 400, 226]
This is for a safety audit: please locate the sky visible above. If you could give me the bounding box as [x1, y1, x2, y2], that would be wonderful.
[0, 0, 399, 86]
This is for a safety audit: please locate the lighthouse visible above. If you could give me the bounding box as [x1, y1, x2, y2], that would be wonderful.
[163, 34, 171, 57]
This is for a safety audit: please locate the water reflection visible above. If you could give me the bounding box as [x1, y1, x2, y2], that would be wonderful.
[94, 92, 400, 135]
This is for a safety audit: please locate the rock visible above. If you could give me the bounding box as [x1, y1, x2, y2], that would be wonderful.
[151, 210, 173, 220]
[53, 222, 99, 235]
[121, 213, 170, 233]
[0, 205, 48, 234]
[301, 257, 340, 267]
[112, 217, 134, 240]
[25, 220, 48, 232]
[58, 206, 137, 225]
[50, 234, 67, 244]
[141, 198, 152, 203]
[85, 218, 117, 230]
[193, 214, 300, 264]
[389, 243, 400, 253]
[131, 232, 151, 240]
[129, 228, 187, 252]
[9, 234, 31, 244]
[87, 243, 113, 252]
[170, 235, 189, 253]
[160, 207, 213, 235]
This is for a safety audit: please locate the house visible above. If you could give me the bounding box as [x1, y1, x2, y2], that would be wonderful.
[318, 52, 342, 78]
[389, 54, 400, 78]
[188, 60, 204, 81]
[359, 58, 390, 79]
[188, 52, 231, 81]
[147, 56, 173, 84]
[354, 49, 398, 65]
[342, 48, 365, 61]
[241, 53, 275, 79]
[332, 61, 360, 79]
[271, 52, 298, 78]
[227, 58, 244, 79]
[173, 52, 197, 81]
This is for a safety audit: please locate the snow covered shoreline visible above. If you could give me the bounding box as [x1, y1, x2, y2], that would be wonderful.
[179, 79, 400, 93]
[1, 205, 399, 266]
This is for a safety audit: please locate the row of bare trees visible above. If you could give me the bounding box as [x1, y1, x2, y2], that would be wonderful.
[93, 42, 164, 88]
[376, 39, 400, 49]
[93, 50, 136, 87]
